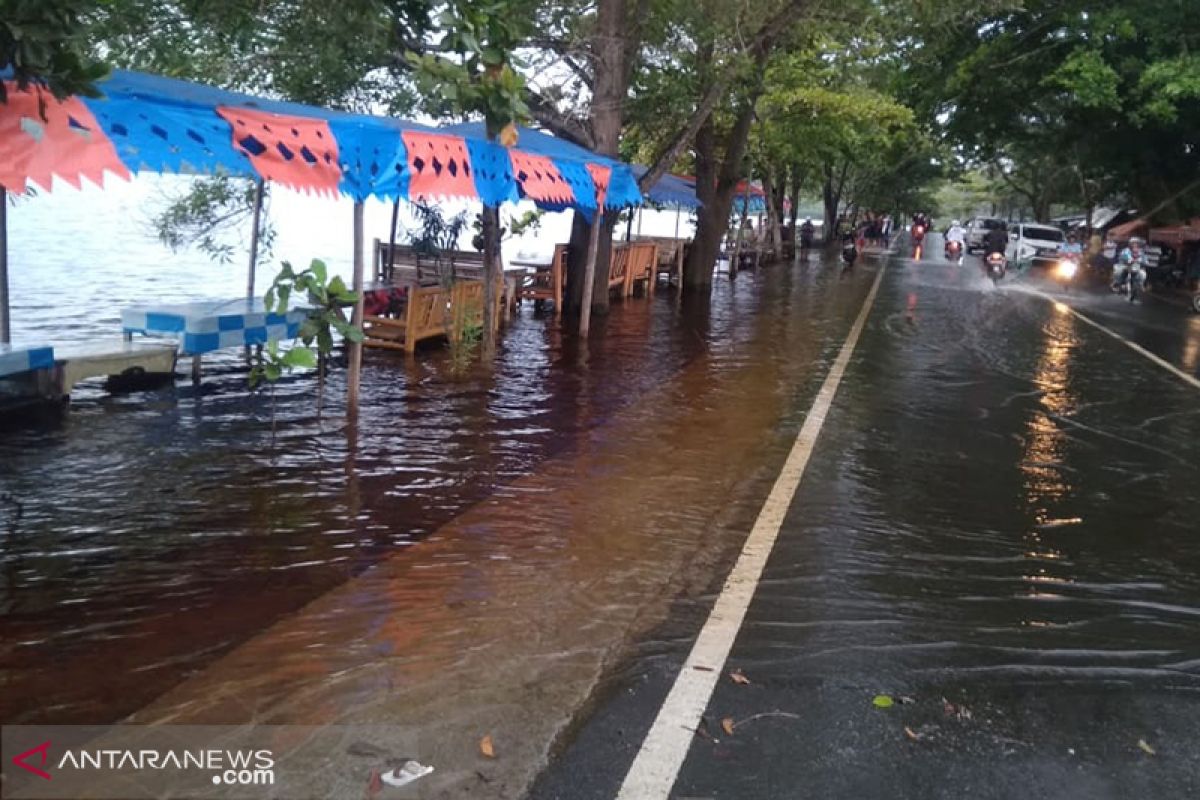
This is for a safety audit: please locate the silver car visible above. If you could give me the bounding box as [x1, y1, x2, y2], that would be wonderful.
[966, 217, 1007, 253]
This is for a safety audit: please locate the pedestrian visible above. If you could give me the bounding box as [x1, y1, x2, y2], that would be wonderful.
[881, 215, 892, 248]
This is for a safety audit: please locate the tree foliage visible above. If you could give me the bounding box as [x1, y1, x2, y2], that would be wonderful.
[909, 0, 1200, 220]
[0, 0, 109, 104]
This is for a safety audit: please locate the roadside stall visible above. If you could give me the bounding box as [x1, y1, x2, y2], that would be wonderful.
[0, 69, 643, 407]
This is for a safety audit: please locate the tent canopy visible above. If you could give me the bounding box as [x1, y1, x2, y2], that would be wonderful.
[0, 70, 641, 214]
[627, 165, 702, 209]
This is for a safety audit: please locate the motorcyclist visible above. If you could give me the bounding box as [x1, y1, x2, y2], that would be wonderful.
[1060, 232, 1083, 256]
[911, 213, 928, 243]
[945, 219, 966, 260]
[983, 222, 1008, 256]
[799, 218, 815, 250]
[1112, 237, 1147, 294]
[841, 230, 858, 268]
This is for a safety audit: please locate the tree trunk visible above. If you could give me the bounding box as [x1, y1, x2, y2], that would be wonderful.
[762, 164, 783, 254]
[788, 165, 802, 229]
[685, 90, 762, 291]
[822, 167, 838, 239]
[574, 0, 628, 321]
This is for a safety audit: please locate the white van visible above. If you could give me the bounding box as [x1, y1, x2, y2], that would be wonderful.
[1006, 223, 1065, 268]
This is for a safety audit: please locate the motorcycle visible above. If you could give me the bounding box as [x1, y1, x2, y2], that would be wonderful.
[985, 251, 1007, 287]
[945, 239, 963, 264]
[1113, 263, 1147, 302]
[841, 241, 859, 269]
[1053, 253, 1080, 291]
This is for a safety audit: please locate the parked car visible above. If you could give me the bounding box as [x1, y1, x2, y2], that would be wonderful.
[965, 217, 1007, 253]
[1007, 223, 1065, 268]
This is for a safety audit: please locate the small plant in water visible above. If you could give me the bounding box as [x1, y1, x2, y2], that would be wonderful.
[449, 319, 484, 375]
[251, 259, 363, 411]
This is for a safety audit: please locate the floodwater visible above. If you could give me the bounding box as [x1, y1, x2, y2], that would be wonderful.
[8, 207, 1200, 798]
[1, 179, 874, 795]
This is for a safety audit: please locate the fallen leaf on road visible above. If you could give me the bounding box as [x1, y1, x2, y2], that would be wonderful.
[730, 669, 751, 685]
[694, 718, 714, 741]
[873, 695, 894, 709]
[1138, 739, 1156, 756]
[898, 696, 916, 705]
[721, 718, 735, 736]
[904, 726, 922, 742]
[692, 665, 715, 672]
[479, 735, 495, 759]
[365, 769, 383, 796]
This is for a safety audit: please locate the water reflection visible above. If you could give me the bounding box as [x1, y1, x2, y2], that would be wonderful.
[1018, 314, 1080, 621]
[0, 253, 877, 726]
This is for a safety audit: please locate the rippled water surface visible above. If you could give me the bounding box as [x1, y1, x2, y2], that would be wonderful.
[8, 213, 1200, 796]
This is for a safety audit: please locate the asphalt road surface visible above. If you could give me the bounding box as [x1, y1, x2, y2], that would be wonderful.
[532, 240, 1200, 800]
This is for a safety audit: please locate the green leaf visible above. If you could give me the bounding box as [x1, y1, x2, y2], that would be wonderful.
[280, 346, 318, 368]
[873, 695, 894, 709]
[309, 258, 327, 283]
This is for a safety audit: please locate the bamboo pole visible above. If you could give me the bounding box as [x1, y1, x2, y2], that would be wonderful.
[579, 211, 602, 337]
[348, 202, 365, 415]
[0, 188, 8, 345]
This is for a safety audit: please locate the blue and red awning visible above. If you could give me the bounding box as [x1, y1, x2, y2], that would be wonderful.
[0, 70, 642, 214]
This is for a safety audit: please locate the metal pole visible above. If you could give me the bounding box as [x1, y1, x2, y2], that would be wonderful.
[674, 206, 681, 240]
[579, 212, 602, 337]
[0, 188, 9, 345]
[347, 202, 365, 415]
[247, 179, 264, 300]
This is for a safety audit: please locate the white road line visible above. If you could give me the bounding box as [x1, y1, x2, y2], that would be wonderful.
[616, 264, 888, 800]
[1017, 287, 1200, 391]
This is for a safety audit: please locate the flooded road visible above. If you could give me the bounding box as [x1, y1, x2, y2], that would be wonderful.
[2, 239, 882, 794]
[535, 243, 1200, 799]
[8, 232, 1200, 798]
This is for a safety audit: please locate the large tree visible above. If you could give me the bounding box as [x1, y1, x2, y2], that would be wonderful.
[908, 0, 1200, 221]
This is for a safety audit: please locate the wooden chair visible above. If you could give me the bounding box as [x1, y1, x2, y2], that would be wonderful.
[608, 243, 632, 296]
[632, 235, 688, 289]
[362, 283, 451, 354]
[518, 244, 567, 314]
[624, 242, 659, 297]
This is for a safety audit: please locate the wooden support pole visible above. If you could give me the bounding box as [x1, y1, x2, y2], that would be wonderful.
[481, 204, 501, 361]
[387, 199, 401, 280]
[348, 201, 365, 415]
[244, 180, 265, 364]
[579, 211, 603, 337]
[247, 180, 264, 300]
[0, 187, 9, 345]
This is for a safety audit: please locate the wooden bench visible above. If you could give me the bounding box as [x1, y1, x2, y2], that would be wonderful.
[362, 278, 504, 355]
[632, 235, 687, 288]
[622, 241, 659, 297]
[374, 240, 490, 286]
[515, 244, 567, 313]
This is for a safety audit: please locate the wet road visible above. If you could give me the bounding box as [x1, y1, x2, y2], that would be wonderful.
[533, 243, 1200, 799]
[6, 236, 1200, 799]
